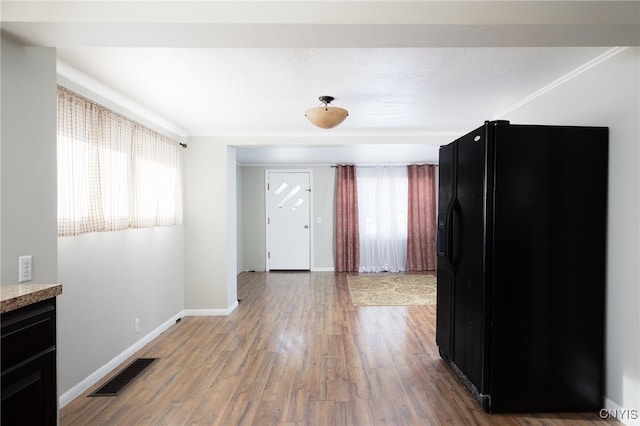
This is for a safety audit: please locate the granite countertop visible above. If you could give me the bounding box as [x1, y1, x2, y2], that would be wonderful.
[0, 284, 62, 314]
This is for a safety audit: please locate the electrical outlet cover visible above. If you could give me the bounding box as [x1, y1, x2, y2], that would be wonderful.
[18, 256, 32, 283]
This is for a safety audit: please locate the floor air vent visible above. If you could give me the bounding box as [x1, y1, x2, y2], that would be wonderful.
[89, 358, 157, 397]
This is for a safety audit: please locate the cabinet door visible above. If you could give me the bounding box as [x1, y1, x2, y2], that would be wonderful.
[2, 350, 57, 425]
[1, 299, 57, 426]
[451, 126, 488, 392]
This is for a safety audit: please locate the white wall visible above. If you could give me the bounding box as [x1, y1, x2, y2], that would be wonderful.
[0, 34, 187, 400]
[52, 80, 187, 396]
[313, 166, 337, 269]
[239, 165, 336, 272]
[226, 147, 238, 307]
[501, 47, 640, 418]
[57, 226, 184, 395]
[183, 137, 237, 311]
[1, 34, 58, 284]
[240, 167, 266, 271]
[236, 162, 244, 273]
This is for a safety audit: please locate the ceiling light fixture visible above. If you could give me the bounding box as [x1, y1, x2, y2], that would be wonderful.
[305, 96, 349, 129]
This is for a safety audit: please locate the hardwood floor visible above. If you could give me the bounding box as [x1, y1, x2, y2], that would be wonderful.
[60, 272, 618, 425]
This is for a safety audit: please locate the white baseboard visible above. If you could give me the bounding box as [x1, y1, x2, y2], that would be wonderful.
[311, 267, 335, 272]
[59, 311, 184, 408]
[183, 300, 238, 316]
[58, 302, 239, 408]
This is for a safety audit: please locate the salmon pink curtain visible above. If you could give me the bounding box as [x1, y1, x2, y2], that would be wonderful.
[335, 165, 359, 272]
[407, 164, 437, 271]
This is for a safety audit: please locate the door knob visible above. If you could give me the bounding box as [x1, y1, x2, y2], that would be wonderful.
[304, 225, 309, 229]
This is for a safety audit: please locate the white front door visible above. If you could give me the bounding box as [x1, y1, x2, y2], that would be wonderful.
[266, 170, 311, 270]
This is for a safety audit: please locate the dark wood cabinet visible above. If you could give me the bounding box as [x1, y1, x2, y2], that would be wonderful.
[1, 298, 57, 425]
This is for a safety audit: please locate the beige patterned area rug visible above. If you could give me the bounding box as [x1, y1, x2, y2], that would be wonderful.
[347, 274, 437, 306]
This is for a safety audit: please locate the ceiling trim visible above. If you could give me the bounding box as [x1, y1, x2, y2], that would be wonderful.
[492, 46, 629, 119]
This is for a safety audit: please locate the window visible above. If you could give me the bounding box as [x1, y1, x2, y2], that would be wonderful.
[57, 86, 183, 237]
[356, 166, 408, 272]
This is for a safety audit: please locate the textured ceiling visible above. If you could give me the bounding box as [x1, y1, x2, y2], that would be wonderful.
[54, 46, 612, 137]
[3, 1, 637, 164]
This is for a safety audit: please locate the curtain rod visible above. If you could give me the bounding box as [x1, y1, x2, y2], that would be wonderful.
[58, 85, 187, 149]
[331, 163, 436, 168]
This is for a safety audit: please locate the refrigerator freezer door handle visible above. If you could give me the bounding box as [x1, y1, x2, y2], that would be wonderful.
[450, 199, 461, 268]
[437, 227, 445, 255]
[445, 198, 458, 271]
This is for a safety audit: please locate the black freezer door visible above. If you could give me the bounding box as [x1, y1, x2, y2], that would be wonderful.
[436, 123, 491, 397]
[436, 142, 455, 360]
[451, 125, 489, 395]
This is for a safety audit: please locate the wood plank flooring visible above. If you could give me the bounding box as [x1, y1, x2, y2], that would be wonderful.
[60, 272, 618, 425]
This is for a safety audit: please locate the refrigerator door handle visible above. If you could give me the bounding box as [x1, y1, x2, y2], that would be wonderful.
[445, 198, 458, 271]
[450, 199, 462, 268]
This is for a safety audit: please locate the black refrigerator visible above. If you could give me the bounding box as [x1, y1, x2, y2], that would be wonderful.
[436, 120, 607, 413]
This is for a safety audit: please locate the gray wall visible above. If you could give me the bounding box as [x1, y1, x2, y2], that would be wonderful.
[502, 47, 640, 412]
[53, 82, 186, 397]
[57, 227, 184, 395]
[236, 162, 244, 273]
[239, 165, 336, 271]
[1, 35, 58, 285]
[1, 34, 186, 398]
[183, 139, 237, 310]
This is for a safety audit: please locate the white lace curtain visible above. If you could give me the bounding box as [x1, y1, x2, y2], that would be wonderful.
[57, 86, 183, 237]
[356, 166, 408, 273]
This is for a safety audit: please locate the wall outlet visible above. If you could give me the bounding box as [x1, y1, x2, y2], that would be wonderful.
[134, 318, 140, 333]
[18, 256, 32, 283]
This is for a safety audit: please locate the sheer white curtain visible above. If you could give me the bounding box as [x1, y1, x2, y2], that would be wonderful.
[130, 127, 184, 228]
[57, 86, 183, 237]
[356, 166, 408, 272]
